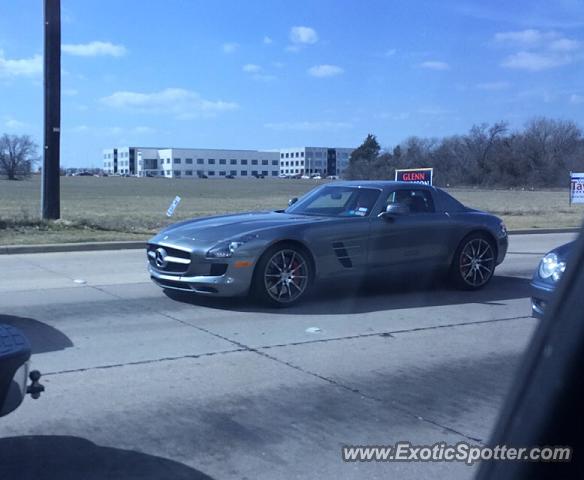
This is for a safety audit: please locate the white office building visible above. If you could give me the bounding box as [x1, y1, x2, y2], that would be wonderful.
[103, 147, 280, 178]
[279, 147, 354, 177]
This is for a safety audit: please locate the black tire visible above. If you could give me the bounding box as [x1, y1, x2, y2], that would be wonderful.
[252, 243, 313, 307]
[450, 233, 496, 290]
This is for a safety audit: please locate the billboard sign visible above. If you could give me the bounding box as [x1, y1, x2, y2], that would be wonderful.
[395, 168, 434, 186]
[570, 172, 584, 205]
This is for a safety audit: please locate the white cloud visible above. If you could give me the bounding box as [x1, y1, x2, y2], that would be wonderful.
[549, 38, 582, 52]
[132, 126, 156, 134]
[493, 29, 549, 47]
[0, 50, 42, 77]
[502, 51, 571, 71]
[63, 88, 79, 96]
[263, 36, 273, 45]
[570, 94, 584, 104]
[264, 121, 352, 131]
[4, 117, 27, 129]
[222, 42, 239, 54]
[62, 41, 127, 57]
[100, 88, 238, 118]
[242, 63, 262, 73]
[476, 81, 511, 91]
[308, 64, 344, 77]
[375, 112, 410, 120]
[70, 125, 89, 133]
[419, 60, 450, 71]
[289, 26, 318, 45]
[242, 64, 276, 81]
[494, 30, 582, 71]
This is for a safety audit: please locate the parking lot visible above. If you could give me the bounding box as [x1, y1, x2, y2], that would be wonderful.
[0, 232, 575, 479]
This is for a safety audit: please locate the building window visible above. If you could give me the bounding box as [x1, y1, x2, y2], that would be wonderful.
[219, 159, 226, 165]
[208, 171, 215, 176]
[185, 170, 193, 176]
[186, 158, 193, 164]
[271, 171, 278, 176]
[241, 170, 248, 176]
[230, 170, 237, 176]
[295, 152, 299, 158]
[285, 153, 289, 158]
[262, 170, 268, 176]
[219, 171, 226, 176]
[272, 160, 278, 166]
[230, 159, 237, 165]
[160, 171, 164, 176]
[301, 152, 304, 157]
[262, 160, 268, 165]
[174, 170, 181, 176]
[280, 153, 284, 158]
[174, 158, 181, 164]
[241, 159, 248, 165]
[251, 159, 258, 165]
[208, 159, 215, 164]
[166, 170, 171, 175]
[251, 170, 258, 176]
[197, 159, 204, 164]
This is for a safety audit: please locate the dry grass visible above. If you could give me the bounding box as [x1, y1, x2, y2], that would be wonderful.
[1, 176, 582, 245]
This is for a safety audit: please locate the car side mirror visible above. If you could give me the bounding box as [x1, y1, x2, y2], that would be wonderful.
[378, 202, 409, 219]
[288, 197, 298, 206]
[0, 325, 44, 418]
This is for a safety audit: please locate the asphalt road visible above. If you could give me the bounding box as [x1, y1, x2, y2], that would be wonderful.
[0, 232, 577, 480]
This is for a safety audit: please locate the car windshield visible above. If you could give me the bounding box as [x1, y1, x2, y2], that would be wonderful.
[286, 186, 381, 217]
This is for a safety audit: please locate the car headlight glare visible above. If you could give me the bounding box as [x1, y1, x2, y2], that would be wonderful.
[539, 253, 566, 282]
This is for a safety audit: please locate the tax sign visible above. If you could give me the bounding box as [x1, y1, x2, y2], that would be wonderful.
[570, 173, 584, 205]
[395, 168, 434, 186]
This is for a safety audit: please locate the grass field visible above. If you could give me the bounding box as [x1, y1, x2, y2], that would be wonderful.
[1, 176, 583, 245]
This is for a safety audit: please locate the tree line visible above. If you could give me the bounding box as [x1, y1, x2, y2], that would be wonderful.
[345, 117, 584, 188]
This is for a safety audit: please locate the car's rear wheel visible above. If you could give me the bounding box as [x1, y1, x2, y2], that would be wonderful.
[451, 234, 496, 290]
[253, 244, 312, 307]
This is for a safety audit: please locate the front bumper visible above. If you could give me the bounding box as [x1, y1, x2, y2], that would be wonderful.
[148, 264, 253, 297]
[496, 235, 509, 265]
[530, 278, 556, 319]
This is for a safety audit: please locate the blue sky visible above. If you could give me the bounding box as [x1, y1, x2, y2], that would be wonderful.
[1, 0, 583, 167]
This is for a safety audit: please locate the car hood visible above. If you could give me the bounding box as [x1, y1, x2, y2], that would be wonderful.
[149, 211, 330, 249]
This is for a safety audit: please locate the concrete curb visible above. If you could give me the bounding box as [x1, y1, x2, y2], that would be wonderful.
[508, 227, 580, 235]
[0, 241, 145, 255]
[0, 228, 580, 255]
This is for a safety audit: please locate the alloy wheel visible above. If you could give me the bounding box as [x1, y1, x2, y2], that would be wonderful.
[459, 238, 495, 287]
[263, 249, 309, 303]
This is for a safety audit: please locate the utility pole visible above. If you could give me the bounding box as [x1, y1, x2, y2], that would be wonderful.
[41, 0, 61, 219]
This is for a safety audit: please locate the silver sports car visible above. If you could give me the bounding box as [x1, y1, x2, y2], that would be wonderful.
[147, 181, 508, 306]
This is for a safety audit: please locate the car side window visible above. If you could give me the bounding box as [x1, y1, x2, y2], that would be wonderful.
[385, 189, 435, 214]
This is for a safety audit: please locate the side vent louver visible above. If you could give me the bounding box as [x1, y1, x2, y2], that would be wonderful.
[332, 242, 353, 268]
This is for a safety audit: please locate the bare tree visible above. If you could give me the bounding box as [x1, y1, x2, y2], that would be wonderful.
[0, 134, 39, 180]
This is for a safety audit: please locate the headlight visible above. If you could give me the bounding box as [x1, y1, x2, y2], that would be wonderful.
[206, 234, 258, 258]
[499, 221, 507, 236]
[539, 253, 566, 282]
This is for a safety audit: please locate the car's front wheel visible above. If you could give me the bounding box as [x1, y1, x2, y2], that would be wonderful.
[253, 244, 313, 307]
[451, 234, 496, 290]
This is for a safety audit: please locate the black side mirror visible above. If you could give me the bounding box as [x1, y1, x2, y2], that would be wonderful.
[378, 202, 409, 219]
[0, 324, 43, 417]
[288, 197, 298, 206]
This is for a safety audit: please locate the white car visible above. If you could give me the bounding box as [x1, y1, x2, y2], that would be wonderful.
[301, 175, 310, 179]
